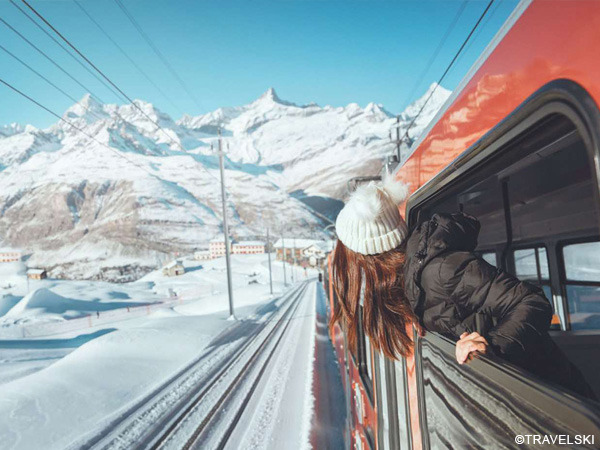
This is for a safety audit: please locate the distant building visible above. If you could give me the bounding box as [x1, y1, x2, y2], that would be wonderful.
[209, 239, 230, 259]
[273, 239, 328, 263]
[194, 250, 211, 261]
[163, 260, 185, 277]
[232, 241, 265, 255]
[301, 242, 329, 266]
[27, 268, 47, 280]
[0, 248, 22, 263]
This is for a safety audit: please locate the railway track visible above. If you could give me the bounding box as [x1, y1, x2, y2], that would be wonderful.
[75, 281, 310, 450]
[154, 281, 310, 450]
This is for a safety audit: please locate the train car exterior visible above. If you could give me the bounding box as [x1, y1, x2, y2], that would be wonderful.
[326, 1, 600, 448]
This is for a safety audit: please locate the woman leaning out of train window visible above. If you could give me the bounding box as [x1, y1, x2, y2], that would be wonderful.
[331, 174, 595, 399]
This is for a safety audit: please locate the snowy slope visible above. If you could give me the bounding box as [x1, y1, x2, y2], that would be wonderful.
[0, 85, 450, 280]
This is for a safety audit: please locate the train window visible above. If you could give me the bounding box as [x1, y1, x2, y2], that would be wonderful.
[514, 247, 553, 300]
[505, 125, 598, 242]
[408, 106, 600, 400]
[563, 241, 600, 330]
[514, 247, 549, 280]
[404, 82, 600, 445]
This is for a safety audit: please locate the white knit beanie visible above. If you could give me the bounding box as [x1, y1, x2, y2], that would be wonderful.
[335, 174, 409, 255]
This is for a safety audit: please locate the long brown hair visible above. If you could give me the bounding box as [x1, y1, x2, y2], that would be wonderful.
[330, 240, 415, 359]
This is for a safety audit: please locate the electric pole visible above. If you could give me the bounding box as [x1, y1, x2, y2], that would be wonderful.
[282, 234, 288, 286]
[217, 129, 235, 319]
[395, 115, 401, 161]
[292, 237, 297, 283]
[267, 227, 273, 295]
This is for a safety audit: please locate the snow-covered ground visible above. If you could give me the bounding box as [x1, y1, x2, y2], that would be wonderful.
[0, 254, 321, 449]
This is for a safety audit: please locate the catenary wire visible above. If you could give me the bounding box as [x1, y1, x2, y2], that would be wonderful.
[0, 43, 106, 122]
[401, 0, 495, 146]
[18, 0, 222, 183]
[0, 76, 166, 180]
[9, 0, 127, 103]
[0, 17, 111, 106]
[72, 0, 182, 114]
[399, 0, 468, 114]
[19, 0, 189, 151]
[113, 0, 204, 111]
[0, 16, 181, 154]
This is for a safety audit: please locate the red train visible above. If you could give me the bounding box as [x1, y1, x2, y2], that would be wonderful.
[325, 1, 600, 448]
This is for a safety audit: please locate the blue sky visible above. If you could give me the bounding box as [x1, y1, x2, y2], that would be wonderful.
[0, 0, 518, 128]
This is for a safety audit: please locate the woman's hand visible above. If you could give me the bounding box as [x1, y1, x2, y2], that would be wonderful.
[456, 332, 488, 365]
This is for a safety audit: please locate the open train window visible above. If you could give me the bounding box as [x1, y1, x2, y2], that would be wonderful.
[405, 80, 600, 402]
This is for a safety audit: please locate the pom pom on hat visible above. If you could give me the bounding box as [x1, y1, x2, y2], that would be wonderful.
[381, 171, 409, 204]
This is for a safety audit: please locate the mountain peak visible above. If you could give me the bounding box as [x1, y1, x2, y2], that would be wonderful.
[261, 87, 279, 101]
[64, 94, 106, 122]
[253, 88, 296, 107]
[400, 82, 451, 120]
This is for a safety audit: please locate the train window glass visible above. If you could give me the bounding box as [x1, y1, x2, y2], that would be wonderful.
[506, 126, 598, 242]
[514, 247, 550, 280]
[365, 335, 373, 382]
[480, 252, 497, 267]
[358, 306, 374, 402]
[514, 247, 553, 308]
[564, 242, 600, 281]
[459, 176, 507, 247]
[563, 241, 600, 330]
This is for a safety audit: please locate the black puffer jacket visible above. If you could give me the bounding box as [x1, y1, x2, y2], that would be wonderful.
[404, 212, 593, 398]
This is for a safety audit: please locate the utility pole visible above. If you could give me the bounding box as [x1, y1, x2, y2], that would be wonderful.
[282, 234, 288, 286]
[267, 227, 273, 295]
[395, 115, 401, 161]
[217, 129, 235, 319]
[292, 237, 297, 283]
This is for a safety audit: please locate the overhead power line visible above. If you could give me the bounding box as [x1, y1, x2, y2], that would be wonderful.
[72, 0, 182, 113]
[16, 0, 229, 186]
[400, 0, 468, 111]
[0, 17, 165, 136]
[113, 0, 204, 111]
[19, 0, 184, 148]
[18, 0, 222, 184]
[452, 0, 503, 70]
[0, 17, 110, 106]
[0, 43, 106, 122]
[0, 76, 163, 180]
[401, 0, 495, 147]
[9, 0, 126, 103]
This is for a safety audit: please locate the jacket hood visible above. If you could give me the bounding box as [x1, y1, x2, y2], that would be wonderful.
[413, 212, 480, 263]
[404, 212, 480, 314]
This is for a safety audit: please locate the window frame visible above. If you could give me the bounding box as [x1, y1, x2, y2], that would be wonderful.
[404, 79, 600, 333]
[400, 79, 600, 439]
[513, 245, 551, 284]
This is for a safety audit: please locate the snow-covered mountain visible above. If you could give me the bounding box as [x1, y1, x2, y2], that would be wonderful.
[0, 84, 450, 281]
